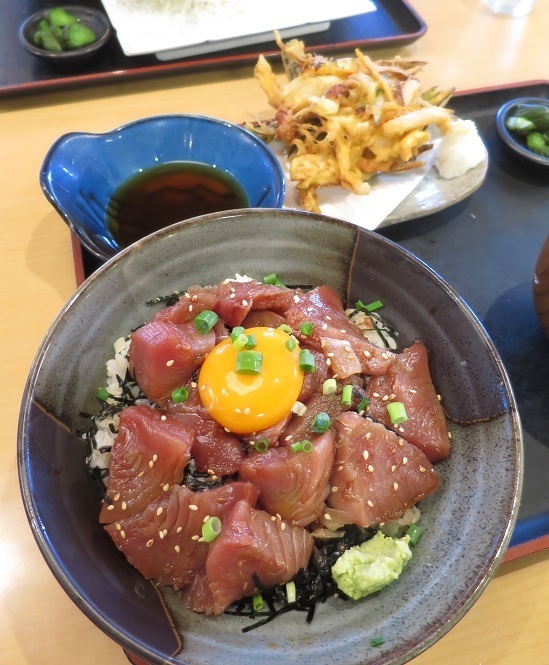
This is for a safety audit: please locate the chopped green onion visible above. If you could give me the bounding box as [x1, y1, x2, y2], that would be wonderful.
[194, 310, 219, 333]
[171, 386, 189, 403]
[406, 524, 423, 546]
[311, 412, 331, 433]
[252, 594, 264, 612]
[300, 322, 314, 336]
[356, 299, 384, 312]
[290, 441, 303, 453]
[235, 350, 263, 375]
[299, 349, 316, 373]
[232, 333, 249, 350]
[263, 273, 286, 287]
[230, 326, 245, 341]
[245, 334, 257, 349]
[322, 378, 337, 395]
[387, 401, 408, 424]
[370, 637, 385, 648]
[301, 439, 314, 453]
[292, 401, 307, 416]
[277, 324, 292, 334]
[96, 387, 110, 401]
[286, 581, 296, 603]
[341, 384, 353, 406]
[357, 396, 369, 414]
[201, 516, 222, 543]
[254, 438, 269, 453]
[285, 336, 297, 351]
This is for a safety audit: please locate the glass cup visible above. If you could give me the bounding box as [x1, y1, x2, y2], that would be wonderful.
[483, 0, 536, 16]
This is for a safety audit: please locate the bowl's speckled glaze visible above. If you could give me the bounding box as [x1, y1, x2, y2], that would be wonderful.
[18, 209, 522, 665]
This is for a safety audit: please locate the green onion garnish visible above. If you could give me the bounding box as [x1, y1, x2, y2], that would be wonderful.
[201, 516, 222, 543]
[299, 349, 316, 373]
[341, 384, 353, 406]
[285, 336, 297, 351]
[245, 334, 257, 349]
[357, 396, 369, 414]
[252, 594, 264, 612]
[290, 441, 303, 453]
[286, 581, 296, 603]
[235, 350, 263, 375]
[230, 326, 245, 341]
[301, 439, 314, 453]
[387, 401, 408, 424]
[277, 324, 292, 334]
[194, 309, 219, 333]
[232, 333, 249, 350]
[300, 322, 314, 336]
[171, 386, 189, 403]
[263, 273, 286, 288]
[322, 378, 337, 395]
[311, 412, 331, 433]
[356, 299, 384, 312]
[370, 637, 385, 648]
[406, 524, 422, 545]
[254, 438, 269, 453]
[292, 401, 307, 416]
[96, 387, 110, 401]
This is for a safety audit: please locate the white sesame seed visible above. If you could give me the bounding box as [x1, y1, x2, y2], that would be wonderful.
[161, 414, 167, 421]
[113, 493, 120, 502]
[324, 513, 331, 520]
[198, 536, 205, 543]
[156, 507, 163, 516]
[121, 501, 127, 510]
[340, 329, 346, 334]
[177, 526, 183, 533]
[403, 457, 408, 465]
[120, 530, 126, 539]
[235, 408, 242, 414]
[281, 522, 286, 531]
[148, 460, 154, 468]
[184, 292, 191, 299]
[152, 454, 158, 462]
[393, 482, 399, 491]
[363, 450, 369, 461]
[326, 358, 331, 366]
[229, 293, 236, 299]
[367, 500, 374, 507]
[191, 535, 200, 541]
[364, 350, 371, 358]
[146, 539, 154, 548]
[163, 483, 170, 492]
[391, 465, 396, 472]
[409, 389, 417, 394]
[191, 295, 198, 302]
[188, 304, 193, 312]
[191, 381, 197, 388]
[448, 431, 452, 439]
[271, 515, 276, 521]
[242, 299, 249, 307]
[337, 465, 344, 471]
[326, 315, 331, 320]
[382, 394, 389, 401]
[163, 529, 168, 536]
[365, 432, 371, 439]
[293, 295, 300, 303]
[159, 531, 165, 539]
[368, 465, 374, 472]
[322, 323, 328, 330]
[381, 352, 389, 360]
[420, 466, 426, 473]
[372, 392, 380, 398]
[243, 407, 250, 415]
[437, 394, 442, 401]
[115, 523, 121, 530]
[174, 545, 181, 553]
[331, 486, 339, 493]
[138, 471, 145, 477]
[203, 515, 210, 523]
[166, 359, 175, 366]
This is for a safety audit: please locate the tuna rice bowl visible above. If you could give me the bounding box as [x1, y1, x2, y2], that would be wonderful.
[85, 272, 452, 629]
[19, 209, 521, 665]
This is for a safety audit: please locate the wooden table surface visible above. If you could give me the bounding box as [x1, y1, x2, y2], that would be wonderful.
[2, 1, 549, 663]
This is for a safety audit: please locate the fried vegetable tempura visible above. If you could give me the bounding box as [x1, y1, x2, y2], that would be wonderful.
[251, 34, 455, 212]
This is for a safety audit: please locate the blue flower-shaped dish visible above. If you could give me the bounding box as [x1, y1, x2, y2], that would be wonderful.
[40, 114, 285, 261]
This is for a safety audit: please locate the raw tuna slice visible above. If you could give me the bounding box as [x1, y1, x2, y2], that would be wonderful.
[99, 405, 193, 524]
[239, 431, 336, 526]
[153, 287, 218, 325]
[284, 286, 395, 376]
[180, 571, 216, 614]
[205, 500, 314, 614]
[213, 280, 298, 328]
[241, 309, 286, 329]
[328, 411, 439, 528]
[366, 340, 451, 462]
[129, 320, 216, 402]
[104, 482, 260, 590]
[167, 390, 245, 476]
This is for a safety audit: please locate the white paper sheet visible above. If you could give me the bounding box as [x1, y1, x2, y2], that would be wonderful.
[100, 0, 376, 57]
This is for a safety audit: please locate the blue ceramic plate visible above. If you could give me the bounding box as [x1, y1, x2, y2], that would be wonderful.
[40, 115, 285, 260]
[18, 209, 522, 665]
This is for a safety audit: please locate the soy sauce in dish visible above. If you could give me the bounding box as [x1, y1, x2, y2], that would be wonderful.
[106, 161, 249, 249]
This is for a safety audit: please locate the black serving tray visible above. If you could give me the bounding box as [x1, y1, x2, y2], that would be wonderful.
[72, 81, 549, 559]
[381, 81, 549, 559]
[0, 0, 425, 98]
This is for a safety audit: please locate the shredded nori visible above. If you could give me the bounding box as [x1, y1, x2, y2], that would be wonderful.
[225, 525, 376, 631]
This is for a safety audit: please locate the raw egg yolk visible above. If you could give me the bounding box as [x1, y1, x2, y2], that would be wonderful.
[197, 326, 304, 434]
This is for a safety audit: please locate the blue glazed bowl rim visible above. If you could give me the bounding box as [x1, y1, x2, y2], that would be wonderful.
[40, 114, 286, 261]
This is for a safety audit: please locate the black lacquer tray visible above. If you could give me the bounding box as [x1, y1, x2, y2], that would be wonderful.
[0, 0, 425, 98]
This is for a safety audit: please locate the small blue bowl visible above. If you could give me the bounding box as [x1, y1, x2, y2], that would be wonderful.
[40, 114, 285, 261]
